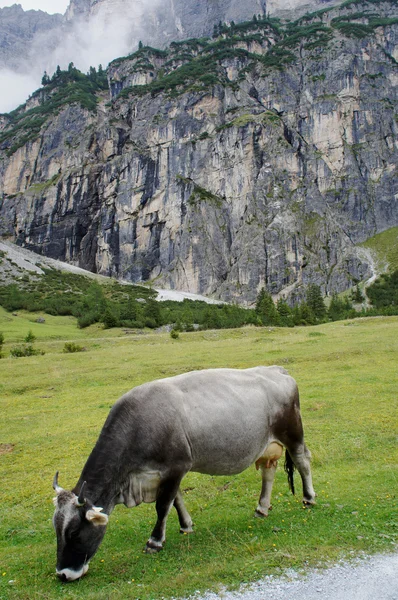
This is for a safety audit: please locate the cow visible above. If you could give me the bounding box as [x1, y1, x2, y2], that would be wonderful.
[52, 366, 315, 582]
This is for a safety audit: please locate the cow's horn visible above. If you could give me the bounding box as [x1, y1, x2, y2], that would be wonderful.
[53, 471, 64, 494]
[76, 481, 87, 507]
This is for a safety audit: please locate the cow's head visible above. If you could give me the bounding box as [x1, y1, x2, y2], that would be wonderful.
[52, 472, 109, 582]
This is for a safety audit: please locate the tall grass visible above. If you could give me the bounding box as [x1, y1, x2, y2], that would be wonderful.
[0, 309, 397, 599]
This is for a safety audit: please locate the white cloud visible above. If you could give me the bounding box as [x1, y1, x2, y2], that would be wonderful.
[0, 69, 39, 113]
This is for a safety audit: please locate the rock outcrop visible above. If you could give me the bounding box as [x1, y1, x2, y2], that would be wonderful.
[1, 1, 398, 304]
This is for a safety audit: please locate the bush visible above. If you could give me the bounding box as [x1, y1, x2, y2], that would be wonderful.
[77, 311, 99, 329]
[10, 344, 44, 358]
[63, 342, 85, 353]
[102, 308, 120, 329]
[170, 329, 180, 339]
[366, 270, 398, 308]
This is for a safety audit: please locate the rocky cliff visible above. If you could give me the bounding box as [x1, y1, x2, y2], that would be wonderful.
[1, 1, 398, 305]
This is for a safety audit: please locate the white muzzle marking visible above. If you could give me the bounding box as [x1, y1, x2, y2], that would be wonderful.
[56, 563, 89, 582]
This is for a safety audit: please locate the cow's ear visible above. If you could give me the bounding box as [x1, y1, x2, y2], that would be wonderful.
[86, 506, 109, 526]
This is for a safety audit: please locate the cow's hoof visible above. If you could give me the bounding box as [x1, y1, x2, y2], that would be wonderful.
[254, 508, 269, 518]
[180, 527, 194, 535]
[145, 539, 163, 554]
[303, 497, 316, 506]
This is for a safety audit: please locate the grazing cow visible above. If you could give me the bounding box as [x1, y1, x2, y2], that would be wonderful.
[53, 366, 315, 582]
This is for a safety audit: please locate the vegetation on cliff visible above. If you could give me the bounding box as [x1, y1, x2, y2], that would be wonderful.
[0, 63, 108, 155]
[110, 0, 398, 102]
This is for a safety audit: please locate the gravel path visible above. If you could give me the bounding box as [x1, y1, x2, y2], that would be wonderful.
[191, 553, 398, 600]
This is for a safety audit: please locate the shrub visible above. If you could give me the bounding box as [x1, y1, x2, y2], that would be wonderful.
[63, 342, 85, 353]
[102, 308, 120, 329]
[77, 312, 99, 329]
[170, 329, 180, 339]
[10, 344, 44, 358]
[366, 270, 398, 308]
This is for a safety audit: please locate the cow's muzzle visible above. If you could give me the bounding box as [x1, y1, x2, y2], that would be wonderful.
[56, 563, 89, 582]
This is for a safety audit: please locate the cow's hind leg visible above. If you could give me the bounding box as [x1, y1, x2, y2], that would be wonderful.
[174, 488, 194, 534]
[287, 443, 316, 506]
[254, 442, 283, 517]
[146, 475, 183, 553]
[255, 463, 277, 518]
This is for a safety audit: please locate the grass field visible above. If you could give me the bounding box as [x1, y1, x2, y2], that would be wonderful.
[0, 308, 397, 600]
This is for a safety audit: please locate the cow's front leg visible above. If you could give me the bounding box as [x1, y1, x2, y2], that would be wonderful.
[146, 476, 182, 553]
[255, 462, 277, 518]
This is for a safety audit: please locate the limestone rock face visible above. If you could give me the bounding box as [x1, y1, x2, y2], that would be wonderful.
[267, 0, 341, 18]
[1, 3, 398, 304]
[66, 0, 267, 48]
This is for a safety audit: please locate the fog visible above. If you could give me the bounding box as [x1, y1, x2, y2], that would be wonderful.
[0, 69, 39, 113]
[0, 0, 161, 114]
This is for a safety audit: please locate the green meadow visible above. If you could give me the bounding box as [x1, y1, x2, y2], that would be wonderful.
[0, 308, 397, 600]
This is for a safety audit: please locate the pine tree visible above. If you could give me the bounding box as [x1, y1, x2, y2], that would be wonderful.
[255, 288, 279, 326]
[328, 294, 352, 321]
[277, 298, 293, 327]
[144, 299, 162, 328]
[352, 285, 364, 303]
[102, 307, 119, 329]
[306, 284, 326, 321]
[41, 71, 50, 86]
[299, 302, 316, 326]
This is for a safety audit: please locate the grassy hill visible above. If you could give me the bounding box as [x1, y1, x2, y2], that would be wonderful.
[361, 227, 398, 274]
[0, 310, 397, 599]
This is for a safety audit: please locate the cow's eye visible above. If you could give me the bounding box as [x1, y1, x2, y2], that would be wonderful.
[68, 529, 80, 541]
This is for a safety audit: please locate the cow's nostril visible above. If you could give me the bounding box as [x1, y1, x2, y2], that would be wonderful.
[57, 572, 68, 582]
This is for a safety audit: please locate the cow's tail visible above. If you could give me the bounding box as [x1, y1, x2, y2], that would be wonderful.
[284, 449, 296, 495]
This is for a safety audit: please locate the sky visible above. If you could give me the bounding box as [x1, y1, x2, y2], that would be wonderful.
[0, 1, 69, 13]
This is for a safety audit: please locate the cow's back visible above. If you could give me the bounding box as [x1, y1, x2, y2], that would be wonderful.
[173, 366, 297, 475]
[110, 366, 297, 477]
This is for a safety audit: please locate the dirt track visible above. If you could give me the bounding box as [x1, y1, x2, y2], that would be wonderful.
[193, 552, 398, 600]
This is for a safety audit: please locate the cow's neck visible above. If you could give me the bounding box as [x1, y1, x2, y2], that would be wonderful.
[73, 435, 128, 514]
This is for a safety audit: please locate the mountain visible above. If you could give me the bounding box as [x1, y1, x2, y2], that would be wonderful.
[0, 1, 341, 77]
[1, 1, 398, 305]
[0, 4, 63, 71]
[0, 0, 269, 113]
